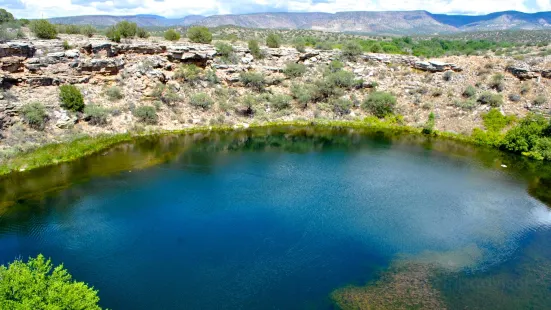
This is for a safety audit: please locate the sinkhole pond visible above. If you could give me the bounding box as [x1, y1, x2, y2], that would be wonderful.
[1, 126, 551, 309]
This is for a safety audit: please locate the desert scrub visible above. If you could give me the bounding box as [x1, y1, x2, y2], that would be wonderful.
[215, 42, 235, 62]
[422, 112, 436, 135]
[291, 83, 315, 108]
[190, 93, 214, 110]
[270, 94, 292, 111]
[30, 19, 57, 39]
[477, 92, 503, 107]
[240, 71, 265, 91]
[489, 73, 505, 92]
[174, 64, 202, 82]
[266, 33, 282, 48]
[332, 98, 353, 116]
[462, 85, 477, 98]
[454, 99, 478, 111]
[341, 41, 362, 60]
[20, 102, 48, 130]
[59, 84, 85, 112]
[248, 40, 263, 59]
[362, 91, 397, 118]
[283, 62, 307, 78]
[150, 84, 180, 105]
[133, 106, 158, 124]
[105, 86, 124, 101]
[84, 104, 109, 126]
[187, 26, 212, 44]
[293, 37, 306, 52]
[236, 94, 257, 116]
[533, 94, 548, 106]
[81, 25, 96, 38]
[164, 29, 180, 41]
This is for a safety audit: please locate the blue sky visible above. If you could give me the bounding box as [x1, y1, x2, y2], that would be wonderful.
[1, 0, 550, 19]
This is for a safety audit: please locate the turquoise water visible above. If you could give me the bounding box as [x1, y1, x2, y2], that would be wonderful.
[1, 128, 551, 309]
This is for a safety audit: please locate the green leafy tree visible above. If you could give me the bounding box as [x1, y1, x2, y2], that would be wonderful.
[30, 20, 57, 39]
[59, 84, 85, 112]
[115, 21, 137, 38]
[164, 29, 180, 41]
[0, 254, 101, 309]
[105, 26, 121, 42]
[0, 9, 15, 24]
[136, 27, 149, 38]
[248, 40, 263, 59]
[187, 26, 212, 44]
[266, 33, 281, 48]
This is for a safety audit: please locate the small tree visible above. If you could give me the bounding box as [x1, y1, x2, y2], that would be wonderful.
[115, 21, 137, 38]
[81, 25, 96, 38]
[294, 37, 306, 52]
[105, 26, 121, 42]
[240, 71, 265, 91]
[215, 42, 234, 59]
[136, 27, 150, 38]
[0, 8, 14, 24]
[59, 84, 85, 112]
[248, 40, 263, 59]
[342, 41, 362, 60]
[0, 255, 101, 309]
[187, 26, 212, 44]
[164, 29, 180, 41]
[266, 33, 281, 48]
[362, 91, 397, 118]
[283, 62, 307, 79]
[21, 102, 48, 130]
[30, 20, 57, 39]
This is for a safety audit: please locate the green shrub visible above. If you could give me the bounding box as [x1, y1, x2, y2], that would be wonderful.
[133, 106, 158, 124]
[454, 99, 477, 110]
[471, 127, 504, 147]
[84, 104, 109, 126]
[63, 24, 81, 35]
[489, 73, 505, 92]
[328, 60, 344, 73]
[283, 62, 307, 78]
[477, 92, 503, 107]
[21, 102, 48, 130]
[422, 112, 436, 135]
[187, 26, 212, 43]
[240, 71, 265, 91]
[30, 20, 57, 39]
[236, 94, 257, 116]
[362, 91, 397, 118]
[270, 94, 292, 110]
[215, 42, 234, 61]
[174, 64, 202, 82]
[341, 41, 363, 60]
[332, 98, 353, 115]
[105, 86, 124, 101]
[294, 38, 306, 52]
[266, 33, 281, 48]
[291, 83, 314, 108]
[115, 21, 137, 38]
[105, 26, 121, 42]
[502, 113, 550, 155]
[534, 94, 548, 106]
[463, 85, 477, 98]
[190, 93, 214, 110]
[205, 69, 219, 84]
[62, 40, 71, 50]
[325, 70, 361, 89]
[520, 83, 531, 95]
[0, 255, 101, 309]
[0, 8, 15, 24]
[136, 27, 149, 38]
[81, 25, 96, 38]
[248, 40, 263, 59]
[59, 84, 84, 112]
[150, 84, 180, 105]
[164, 29, 180, 41]
[482, 108, 515, 132]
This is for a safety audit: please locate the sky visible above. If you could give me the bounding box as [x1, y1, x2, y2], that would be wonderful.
[1, 0, 551, 19]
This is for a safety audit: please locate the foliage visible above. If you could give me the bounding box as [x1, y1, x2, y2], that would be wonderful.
[324, 70, 362, 89]
[174, 64, 202, 82]
[239, 71, 265, 91]
[341, 41, 363, 60]
[0, 254, 101, 309]
[59, 84, 85, 112]
[105, 86, 124, 101]
[293, 37, 306, 52]
[84, 104, 109, 126]
[105, 26, 121, 42]
[332, 98, 353, 115]
[81, 25, 96, 38]
[422, 112, 436, 135]
[328, 60, 344, 73]
[190, 93, 214, 110]
[236, 94, 257, 116]
[502, 114, 550, 158]
[270, 94, 292, 110]
[482, 108, 515, 132]
[215, 42, 235, 62]
[489, 73, 505, 92]
[266, 33, 282, 48]
[30, 20, 57, 39]
[187, 26, 212, 44]
[477, 92, 503, 107]
[534, 94, 548, 106]
[115, 21, 137, 38]
[62, 40, 71, 50]
[0, 9, 15, 24]
[133, 106, 158, 124]
[362, 91, 397, 118]
[443, 71, 453, 81]
[248, 40, 263, 59]
[205, 68, 219, 84]
[136, 27, 149, 38]
[150, 83, 180, 105]
[164, 29, 180, 41]
[290, 83, 315, 108]
[283, 62, 307, 78]
[462, 85, 477, 98]
[21, 102, 48, 130]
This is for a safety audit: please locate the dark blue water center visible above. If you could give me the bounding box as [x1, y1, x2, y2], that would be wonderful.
[1, 128, 550, 309]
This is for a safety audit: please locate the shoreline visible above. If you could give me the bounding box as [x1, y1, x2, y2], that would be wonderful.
[0, 117, 500, 177]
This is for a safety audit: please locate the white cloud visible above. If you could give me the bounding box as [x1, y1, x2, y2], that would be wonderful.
[1, 0, 546, 18]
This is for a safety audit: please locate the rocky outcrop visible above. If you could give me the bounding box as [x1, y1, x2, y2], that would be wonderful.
[167, 45, 216, 66]
[1, 57, 25, 73]
[0, 42, 36, 58]
[79, 58, 125, 75]
[413, 60, 463, 72]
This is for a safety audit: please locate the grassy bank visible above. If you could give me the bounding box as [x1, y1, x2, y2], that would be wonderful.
[0, 115, 538, 177]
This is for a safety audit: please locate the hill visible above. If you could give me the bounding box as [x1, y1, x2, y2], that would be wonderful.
[48, 10, 551, 35]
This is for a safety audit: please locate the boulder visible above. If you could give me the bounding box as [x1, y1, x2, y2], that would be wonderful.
[114, 44, 167, 55]
[506, 65, 539, 80]
[1, 56, 25, 73]
[0, 42, 36, 58]
[54, 110, 77, 129]
[79, 58, 125, 75]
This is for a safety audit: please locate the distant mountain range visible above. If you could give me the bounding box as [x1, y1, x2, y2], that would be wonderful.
[48, 10, 551, 35]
